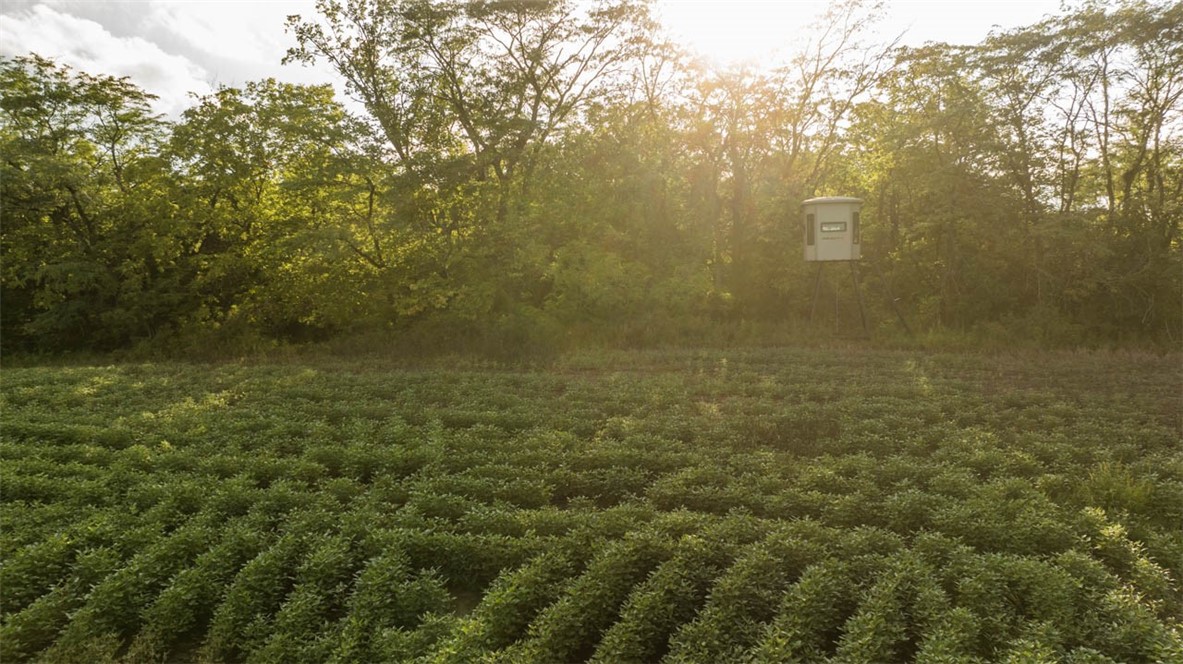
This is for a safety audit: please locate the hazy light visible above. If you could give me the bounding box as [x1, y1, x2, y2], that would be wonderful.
[657, 0, 827, 66]
[657, 0, 1065, 68]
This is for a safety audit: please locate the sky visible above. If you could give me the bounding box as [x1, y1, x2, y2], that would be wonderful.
[0, 0, 1068, 116]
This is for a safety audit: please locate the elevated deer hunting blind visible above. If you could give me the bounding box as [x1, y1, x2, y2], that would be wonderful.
[803, 196, 862, 262]
[802, 196, 868, 334]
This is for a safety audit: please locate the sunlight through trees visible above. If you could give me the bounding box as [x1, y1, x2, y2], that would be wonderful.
[2, 0, 1179, 354]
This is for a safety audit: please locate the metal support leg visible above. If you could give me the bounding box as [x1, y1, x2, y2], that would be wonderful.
[808, 262, 825, 323]
[850, 260, 869, 336]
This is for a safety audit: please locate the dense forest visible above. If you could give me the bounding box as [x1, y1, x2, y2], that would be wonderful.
[2, 0, 1180, 356]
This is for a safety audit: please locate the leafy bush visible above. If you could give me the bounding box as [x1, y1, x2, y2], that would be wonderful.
[518, 534, 673, 662]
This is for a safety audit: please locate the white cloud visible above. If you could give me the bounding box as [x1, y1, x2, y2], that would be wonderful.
[0, 1, 343, 116]
[147, 1, 294, 66]
[1, 4, 213, 116]
[127, 0, 346, 103]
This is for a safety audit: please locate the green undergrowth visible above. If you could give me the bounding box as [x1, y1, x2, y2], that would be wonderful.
[2, 347, 1180, 662]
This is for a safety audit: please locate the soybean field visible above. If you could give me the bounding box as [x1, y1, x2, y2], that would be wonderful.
[1, 348, 1181, 662]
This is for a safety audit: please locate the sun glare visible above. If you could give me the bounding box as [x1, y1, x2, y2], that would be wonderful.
[657, 0, 829, 67]
[658, 1, 1070, 69]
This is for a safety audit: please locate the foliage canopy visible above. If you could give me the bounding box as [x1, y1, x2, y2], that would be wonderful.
[1, 0, 1180, 353]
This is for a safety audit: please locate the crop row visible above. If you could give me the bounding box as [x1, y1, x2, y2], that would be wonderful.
[2, 350, 1180, 661]
[3, 510, 1177, 662]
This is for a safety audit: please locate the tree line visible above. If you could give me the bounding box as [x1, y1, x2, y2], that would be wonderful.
[2, 0, 1179, 355]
